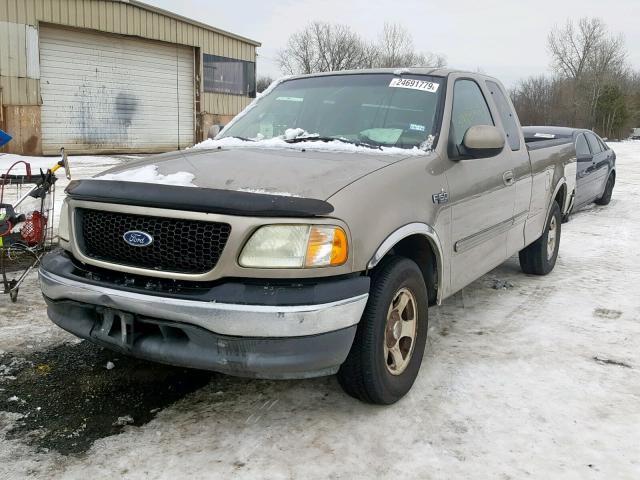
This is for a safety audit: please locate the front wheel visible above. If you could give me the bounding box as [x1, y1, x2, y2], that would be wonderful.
[519, 201, 561, 275]
[338, 257, 429, 405]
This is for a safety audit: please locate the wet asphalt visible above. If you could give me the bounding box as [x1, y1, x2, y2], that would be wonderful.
[0, 341, 212, 455]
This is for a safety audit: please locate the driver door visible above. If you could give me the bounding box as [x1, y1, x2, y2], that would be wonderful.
[445, 78, 517, 293]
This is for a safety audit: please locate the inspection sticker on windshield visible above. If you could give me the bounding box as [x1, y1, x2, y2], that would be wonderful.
[389, 78, 439, 93]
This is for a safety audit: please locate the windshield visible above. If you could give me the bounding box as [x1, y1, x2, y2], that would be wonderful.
[219, 73, 444, 150]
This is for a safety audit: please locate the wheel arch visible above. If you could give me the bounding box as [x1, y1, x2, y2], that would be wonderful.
[367, 223, 445, 306]
[549, 178, 569, 218]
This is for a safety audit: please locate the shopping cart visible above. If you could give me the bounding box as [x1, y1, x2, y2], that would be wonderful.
[0, 149, 71, 302]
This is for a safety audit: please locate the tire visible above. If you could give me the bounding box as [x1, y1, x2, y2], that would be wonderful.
[561, 204, 572, 224]
[338, 257, 429, 405]
[519, 201, 561, 275]
[595, 173, 615, 206]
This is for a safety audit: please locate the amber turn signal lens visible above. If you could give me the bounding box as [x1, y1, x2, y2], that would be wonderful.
[305, 226, 348, 267]
[330, 227, 348, 266]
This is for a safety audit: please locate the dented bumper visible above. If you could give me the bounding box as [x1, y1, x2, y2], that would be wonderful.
[39, 250, 368, 378]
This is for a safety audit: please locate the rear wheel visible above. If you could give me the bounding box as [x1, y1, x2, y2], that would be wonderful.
[519, 201, 561, 275]
[338, 257, 428, 405]
[595, 173, 615, 206]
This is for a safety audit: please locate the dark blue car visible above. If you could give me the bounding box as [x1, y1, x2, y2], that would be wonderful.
[523, 126, 616, 220]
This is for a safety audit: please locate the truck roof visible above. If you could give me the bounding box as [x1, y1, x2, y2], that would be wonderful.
[286, 68, 496, 82]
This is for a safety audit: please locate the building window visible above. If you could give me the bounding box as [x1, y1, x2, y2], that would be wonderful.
[203, 54, 256, 97]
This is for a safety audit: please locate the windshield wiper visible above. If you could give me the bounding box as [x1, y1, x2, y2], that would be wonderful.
[223, 136, 256, 142]
[284, 135, 382, 150]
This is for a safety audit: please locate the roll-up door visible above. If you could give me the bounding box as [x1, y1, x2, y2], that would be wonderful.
[40, 26, 194, 154]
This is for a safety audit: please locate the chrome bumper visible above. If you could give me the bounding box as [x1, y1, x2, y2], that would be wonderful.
[39, 268, 368, 338]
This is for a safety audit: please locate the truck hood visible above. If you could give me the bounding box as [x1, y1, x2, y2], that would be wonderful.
[96, 147, 418, 200]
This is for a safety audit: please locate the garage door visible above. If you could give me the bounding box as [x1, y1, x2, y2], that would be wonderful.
[40, 26, 194, 154]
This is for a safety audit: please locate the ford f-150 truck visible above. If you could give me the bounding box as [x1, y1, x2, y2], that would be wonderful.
[40, 69, 577, 404]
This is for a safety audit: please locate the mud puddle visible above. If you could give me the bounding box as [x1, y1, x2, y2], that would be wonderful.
[0, 341, 212, 455]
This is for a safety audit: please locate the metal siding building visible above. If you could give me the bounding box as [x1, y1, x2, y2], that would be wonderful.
[0, 0, 260, 154]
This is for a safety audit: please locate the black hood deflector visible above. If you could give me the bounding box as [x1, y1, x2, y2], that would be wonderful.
[65, 180, 334, 217]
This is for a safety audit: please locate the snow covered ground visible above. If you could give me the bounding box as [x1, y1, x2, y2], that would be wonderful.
[1, 142, 639, 479]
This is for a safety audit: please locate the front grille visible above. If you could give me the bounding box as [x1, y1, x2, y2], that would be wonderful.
[76, 208, 231, 274]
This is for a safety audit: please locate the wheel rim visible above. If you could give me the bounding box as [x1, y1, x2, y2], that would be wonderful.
[384, 287, 418, 376]
[547, 215, 557, 260]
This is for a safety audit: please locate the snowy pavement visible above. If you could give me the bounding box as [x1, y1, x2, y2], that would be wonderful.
[1, 143, 640, 479]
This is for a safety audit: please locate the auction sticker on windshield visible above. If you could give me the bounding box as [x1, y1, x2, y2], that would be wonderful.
[389, 78, 439, 93]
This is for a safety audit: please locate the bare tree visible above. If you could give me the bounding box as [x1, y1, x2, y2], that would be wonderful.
[548, 18, 602, 80]
[511, 75, 565, 126]
[277, 22, 445, 75]
[278, 22, 375, 74]
[548, 18, 626, 80]
[547, 17, 628, 128]
[278, 26, 316, 75]
[256, 76, 274, 94]
[374, 23, 446, 68]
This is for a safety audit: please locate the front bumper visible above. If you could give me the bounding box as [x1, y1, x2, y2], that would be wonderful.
[39, 251, 369, 378]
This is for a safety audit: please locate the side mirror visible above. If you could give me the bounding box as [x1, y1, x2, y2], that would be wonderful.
[461, 125, 505, 159]
[208, 124, 224, 139]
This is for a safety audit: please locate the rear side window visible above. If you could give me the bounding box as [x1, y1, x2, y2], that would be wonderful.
[586, 133, 603, 154]
[597, 137, 609, 151]
[575, 134, 590, 156]
[486, 80, 520, 151]
[449, 79, 494, 155]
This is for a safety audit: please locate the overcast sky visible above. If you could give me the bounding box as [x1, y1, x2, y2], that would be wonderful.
[145, 0, 639, 87]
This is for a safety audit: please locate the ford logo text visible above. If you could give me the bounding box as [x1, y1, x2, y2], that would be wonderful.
[123, 231, 154, 247]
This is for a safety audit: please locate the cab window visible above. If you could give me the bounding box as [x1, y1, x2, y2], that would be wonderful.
[486, 80, 520, 151]
[448, 79, 494, 158]
[586, 133, 603, 154]
[597, 136, 609, 151]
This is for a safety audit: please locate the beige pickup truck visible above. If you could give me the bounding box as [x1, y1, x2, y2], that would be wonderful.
[40, 69, 576, 404]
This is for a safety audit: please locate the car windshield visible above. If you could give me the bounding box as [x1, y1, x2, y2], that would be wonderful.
[219, 73, 444, 150]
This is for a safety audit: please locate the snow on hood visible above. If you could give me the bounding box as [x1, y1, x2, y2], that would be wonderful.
[94, 165, 197, 187]
[93, 145, 420, 200]
[234, 187, 301, 197]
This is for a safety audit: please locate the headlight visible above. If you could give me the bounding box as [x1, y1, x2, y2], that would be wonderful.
[58, 199, 70, 242]
[239, 225, 348, 268]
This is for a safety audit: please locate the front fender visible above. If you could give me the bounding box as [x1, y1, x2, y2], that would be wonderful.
[368, 223, 446, 305]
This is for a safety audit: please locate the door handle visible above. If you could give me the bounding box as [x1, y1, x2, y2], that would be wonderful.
[503, 170, 515, 186]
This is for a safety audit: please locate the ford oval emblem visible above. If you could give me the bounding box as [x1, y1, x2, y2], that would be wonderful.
[123, 230, 154, 247]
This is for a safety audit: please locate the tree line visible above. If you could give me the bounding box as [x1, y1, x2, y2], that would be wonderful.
[257, 22, 445, 92]
[512, 17, 639, 139]
[258, 18, 639, 139]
